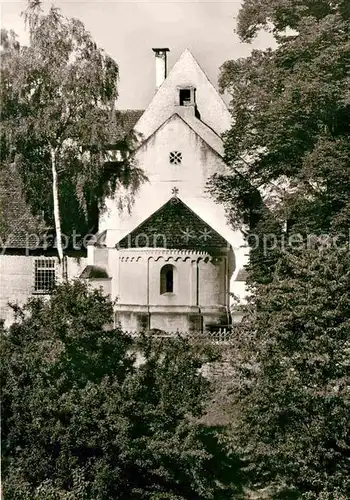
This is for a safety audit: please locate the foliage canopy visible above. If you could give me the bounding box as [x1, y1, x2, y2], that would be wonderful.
[208, 1, 350, 497]
[1, 281, 240, 499]
[0, 2, 145, 254]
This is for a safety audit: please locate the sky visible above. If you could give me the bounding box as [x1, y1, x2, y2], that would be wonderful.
[0, 0, 274, 109]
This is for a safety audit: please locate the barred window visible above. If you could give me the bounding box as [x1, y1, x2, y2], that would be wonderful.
[34, 259, 56, 293]
[169, 151, 182, 165]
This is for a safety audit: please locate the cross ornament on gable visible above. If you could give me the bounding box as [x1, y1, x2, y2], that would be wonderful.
[172, 186, 179, 197]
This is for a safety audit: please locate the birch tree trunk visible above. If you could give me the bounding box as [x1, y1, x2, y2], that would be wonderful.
[50, 147, 64, 265]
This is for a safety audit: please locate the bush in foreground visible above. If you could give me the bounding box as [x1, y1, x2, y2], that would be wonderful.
[1, 280, 241, 499]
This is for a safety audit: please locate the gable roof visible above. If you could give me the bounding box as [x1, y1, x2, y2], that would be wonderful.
[116, 195, 230, 252]
[235, 268, 248, 282]
[136, 111, 224, 157]
[134, 48, 231, 141]
[115, 109, 144, 140]
[80, 265, 110, 279]
[179, 112, 224, 157]
[0, 164, 48, 249]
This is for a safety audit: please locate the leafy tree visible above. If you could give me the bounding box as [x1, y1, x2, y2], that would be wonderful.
[1, 281, 240, 499]
[236, 0, 350, 43]
[0, 2, 145, 262]
[207, 1, 350, 497]
[227, 247, 350, 498]
[209, 0, 350, 282]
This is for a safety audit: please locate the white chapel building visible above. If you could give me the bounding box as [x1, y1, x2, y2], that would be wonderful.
[0, 48, 248, 330]
[84, 48, 248, 332]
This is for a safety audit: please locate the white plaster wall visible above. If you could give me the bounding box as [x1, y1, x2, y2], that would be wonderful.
[87, 278, 112, 297]
[149, 257, 192, 306]
[0, 255, 87, 326]
[96, 48, 248, 306]
[66, 256, 88, 280]
[116, 251, 196, 307]
[115, 249, 229, 311]
[231, 280, 250, 304]
[150, 313, 190, 333]
[107, 248, 120, 304]
[139, 114, 226, 187]
[198, 258, 227, 307]
[92, 248, 109, 270]
[118, 257, 148, 305]
[100, 116, 228, 246]
[0, 255, 39, 325]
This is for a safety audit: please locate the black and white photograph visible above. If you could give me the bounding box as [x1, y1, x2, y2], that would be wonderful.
[1, 0, 349, 498]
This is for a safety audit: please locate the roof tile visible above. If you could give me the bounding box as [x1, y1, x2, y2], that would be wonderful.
[117, 196, 229, 252]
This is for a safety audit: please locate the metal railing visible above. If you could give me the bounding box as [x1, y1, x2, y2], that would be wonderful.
[123, 327, 235, 344]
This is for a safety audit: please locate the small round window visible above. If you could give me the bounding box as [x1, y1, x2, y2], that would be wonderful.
[169, 151, 182, 165]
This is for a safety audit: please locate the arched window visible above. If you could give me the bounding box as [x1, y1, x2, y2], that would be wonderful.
[160, 264, 175, 294]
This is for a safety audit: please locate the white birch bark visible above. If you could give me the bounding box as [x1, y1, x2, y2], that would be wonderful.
[50, 147, 64, 265]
